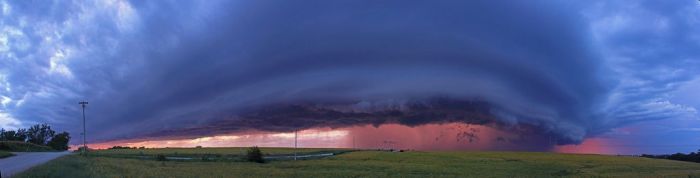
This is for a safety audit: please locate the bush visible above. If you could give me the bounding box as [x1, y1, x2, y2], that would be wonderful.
[246, 146, 265, 163]
[156, 154, 167, 161]
[202, 154, 218, 161]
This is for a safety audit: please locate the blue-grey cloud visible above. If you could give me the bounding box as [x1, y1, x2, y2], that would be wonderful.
[0, 0, 698, 147]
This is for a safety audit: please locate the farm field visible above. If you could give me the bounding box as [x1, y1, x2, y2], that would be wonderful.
[15, 148, 700, 177]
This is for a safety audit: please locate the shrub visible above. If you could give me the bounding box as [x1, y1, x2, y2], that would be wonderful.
[156, 154, 167, 161]
[246, 146, 265, 163]
[202, 154, 218, 161]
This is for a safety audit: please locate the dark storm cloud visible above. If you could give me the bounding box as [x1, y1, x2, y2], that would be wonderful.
[1, 0, 698, 145]
[94, 0, 606, 144]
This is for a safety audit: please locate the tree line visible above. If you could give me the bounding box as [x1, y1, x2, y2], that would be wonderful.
[0, 123, 71, 150]
[109, 145, 145, 149]
[641, 150, 700, 163]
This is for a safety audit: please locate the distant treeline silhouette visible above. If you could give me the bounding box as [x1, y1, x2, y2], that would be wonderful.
[641, 150, 700, 163]
[0, 123, 71, 151]
[109, 145, 145, 149]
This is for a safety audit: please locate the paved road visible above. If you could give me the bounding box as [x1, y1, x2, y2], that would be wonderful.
[0, 151, 71, 177]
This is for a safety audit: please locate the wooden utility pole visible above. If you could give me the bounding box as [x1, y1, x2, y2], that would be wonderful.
[79, 101, 88, 156]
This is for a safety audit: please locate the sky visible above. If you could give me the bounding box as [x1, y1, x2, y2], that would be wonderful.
[0, 0, 699, 154]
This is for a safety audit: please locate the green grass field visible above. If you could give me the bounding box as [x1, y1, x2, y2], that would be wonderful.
[15, 148, 700, 178]
[89, 147, 350, 161]
[0, 150, 13, 158]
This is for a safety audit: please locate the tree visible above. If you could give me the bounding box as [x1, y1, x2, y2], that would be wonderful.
[246, 146, 265, 163]
[0, 128, 6, 141]
[47, 132, 71, 150]
[1, 129, 16, 141]
[0, 129, 27, 141]
[15, 128, 28, 141]
[27, 124, 55, 145]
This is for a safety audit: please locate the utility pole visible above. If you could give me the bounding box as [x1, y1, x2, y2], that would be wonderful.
[294, 130, 298, 161]
[353, 135, 356, 150]
[79, 101, 88, 156]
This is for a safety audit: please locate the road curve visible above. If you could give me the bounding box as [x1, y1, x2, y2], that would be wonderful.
[0, 151, 71, 177]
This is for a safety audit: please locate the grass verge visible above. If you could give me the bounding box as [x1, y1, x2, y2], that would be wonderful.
[0, 150, 14, 158]
[0, 141, 55, 152]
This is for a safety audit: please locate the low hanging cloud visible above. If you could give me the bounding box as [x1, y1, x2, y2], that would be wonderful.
[0, 0, 698, 145]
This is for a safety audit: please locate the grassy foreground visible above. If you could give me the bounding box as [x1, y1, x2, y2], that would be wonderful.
[0, 150, 13, 158]
[16, 148, 700, 177]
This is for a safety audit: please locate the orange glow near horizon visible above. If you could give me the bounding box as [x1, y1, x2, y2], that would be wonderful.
[554, 138, 620, 154]
[345, 123, 528, 151]
[90, 129, 351, 149]
[88, 123, 624, 154]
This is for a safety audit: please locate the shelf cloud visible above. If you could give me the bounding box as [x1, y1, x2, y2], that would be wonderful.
[0, 0, 698, 146]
